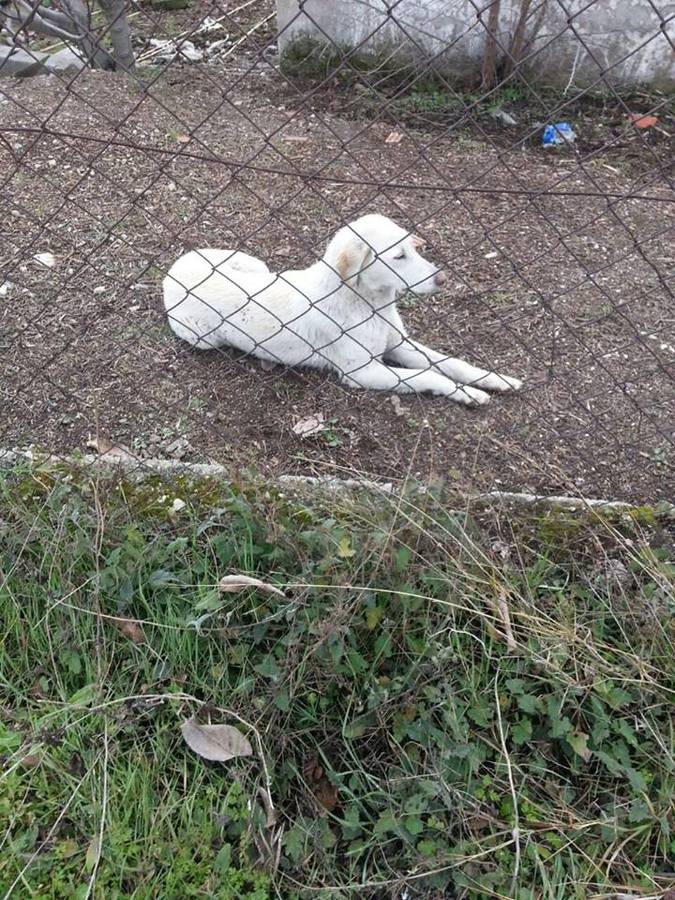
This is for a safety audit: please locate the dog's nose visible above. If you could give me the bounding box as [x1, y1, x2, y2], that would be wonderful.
[434, 271, 447, 287]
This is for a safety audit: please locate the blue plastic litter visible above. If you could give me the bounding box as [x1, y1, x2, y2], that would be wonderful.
[542, 122, 576, 147]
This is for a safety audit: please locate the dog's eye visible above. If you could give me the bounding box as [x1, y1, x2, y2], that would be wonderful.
[394, 251, 406, 260]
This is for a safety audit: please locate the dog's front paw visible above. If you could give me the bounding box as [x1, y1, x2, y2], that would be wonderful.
[459, 385, 490, 406]
[493, 373, 523, 392]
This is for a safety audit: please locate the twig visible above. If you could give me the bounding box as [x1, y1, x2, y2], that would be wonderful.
[564, 42, 582, 95]
[83, 719, 109, 900]
[494, 669, 521, 895]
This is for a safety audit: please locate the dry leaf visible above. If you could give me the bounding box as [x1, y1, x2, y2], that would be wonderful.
[292, 413, 325, 437]
[34, 251, 55, 268]
[176, 133, 190, 143]
[113, 617, 145, 644]
[384, 130, 403, 144]
[20, 753, 41, 768]
[628, 113, 658, 129]
[257, 786, 277, 828]
[491, 589, 517, 652]
[218, 574, 285, 599]
[86, 435, 136, 462]
[303, 754, 339, 814]
[181, 718, 253, 762]
[85, 835, 100, 872]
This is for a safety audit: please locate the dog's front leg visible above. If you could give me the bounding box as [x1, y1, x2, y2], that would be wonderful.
[341, 362, 489, 405]
[389, 339, 522, 392]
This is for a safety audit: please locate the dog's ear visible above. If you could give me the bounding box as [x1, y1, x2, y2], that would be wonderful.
[335, 238, 374, 283]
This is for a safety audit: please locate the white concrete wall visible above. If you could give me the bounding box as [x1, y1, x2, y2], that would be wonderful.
[277, 0, 675, 88]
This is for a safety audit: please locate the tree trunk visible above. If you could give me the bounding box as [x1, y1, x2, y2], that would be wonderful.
[504, 0, 533, 78]
[97, 0, 134, 72]
[481, 0, 502, 90]
[59, 0, 115, 69]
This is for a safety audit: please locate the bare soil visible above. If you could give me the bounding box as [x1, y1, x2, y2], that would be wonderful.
[1, 0, 674, 501]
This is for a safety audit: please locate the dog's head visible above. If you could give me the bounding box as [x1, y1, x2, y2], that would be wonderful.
[327, 214, 446, 297]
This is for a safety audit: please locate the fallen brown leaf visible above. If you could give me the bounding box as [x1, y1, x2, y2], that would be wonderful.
[303, 754, 339, 814]
[181, 718, 253, 762]
[20, 753, 41, 768]
[113, 617, 145, 644]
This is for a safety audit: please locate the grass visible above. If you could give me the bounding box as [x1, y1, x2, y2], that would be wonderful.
[0, 461, 674, 898]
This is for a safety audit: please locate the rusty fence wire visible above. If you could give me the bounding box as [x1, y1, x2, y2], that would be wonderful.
[0, 0, 673, 502]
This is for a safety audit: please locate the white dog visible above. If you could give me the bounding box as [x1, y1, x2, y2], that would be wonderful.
[163, 213, 522, 405]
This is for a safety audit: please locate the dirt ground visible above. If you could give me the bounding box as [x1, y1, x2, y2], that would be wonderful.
[1, 0, 674, 502]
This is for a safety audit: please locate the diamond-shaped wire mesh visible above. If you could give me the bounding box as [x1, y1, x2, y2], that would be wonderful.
[1, 0, 673, 500]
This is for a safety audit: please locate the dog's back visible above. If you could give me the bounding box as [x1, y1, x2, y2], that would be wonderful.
[163, 248, 276, 351]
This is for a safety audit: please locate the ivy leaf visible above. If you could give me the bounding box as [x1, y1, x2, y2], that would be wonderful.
[283, 825, 306, 864]
[512, 717, 532, 745]
[373, 809, 398, 835]
[517, 694, 540, 715]
[549, 716, 573, 739]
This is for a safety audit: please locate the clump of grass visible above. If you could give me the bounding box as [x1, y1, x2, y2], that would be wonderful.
[0, 462, 673, 898]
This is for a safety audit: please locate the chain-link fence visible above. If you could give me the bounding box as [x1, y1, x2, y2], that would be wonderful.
[1, 0, 673, 501]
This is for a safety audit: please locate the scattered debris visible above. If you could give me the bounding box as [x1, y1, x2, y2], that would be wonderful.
[148, 38, 203, 64]
[628, 113, 658, 129]
[219, 574, 286, 598]
[198, 15, 227, 33]
[292, 413, 326, 438]
[384, 130, 404, 144]
[389, 395, 409, 417]
[181, 718, 252, 762]
[164, 436, 191, 459]
[33, 252, 55, 268]
[171, 497, 186, 513]
[86, 435, 136, 463]
[0, 281, 12, 296]
[490, 108, 517, 126]
[485, 251, 499, 259]
[542, 122, 576, 147]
